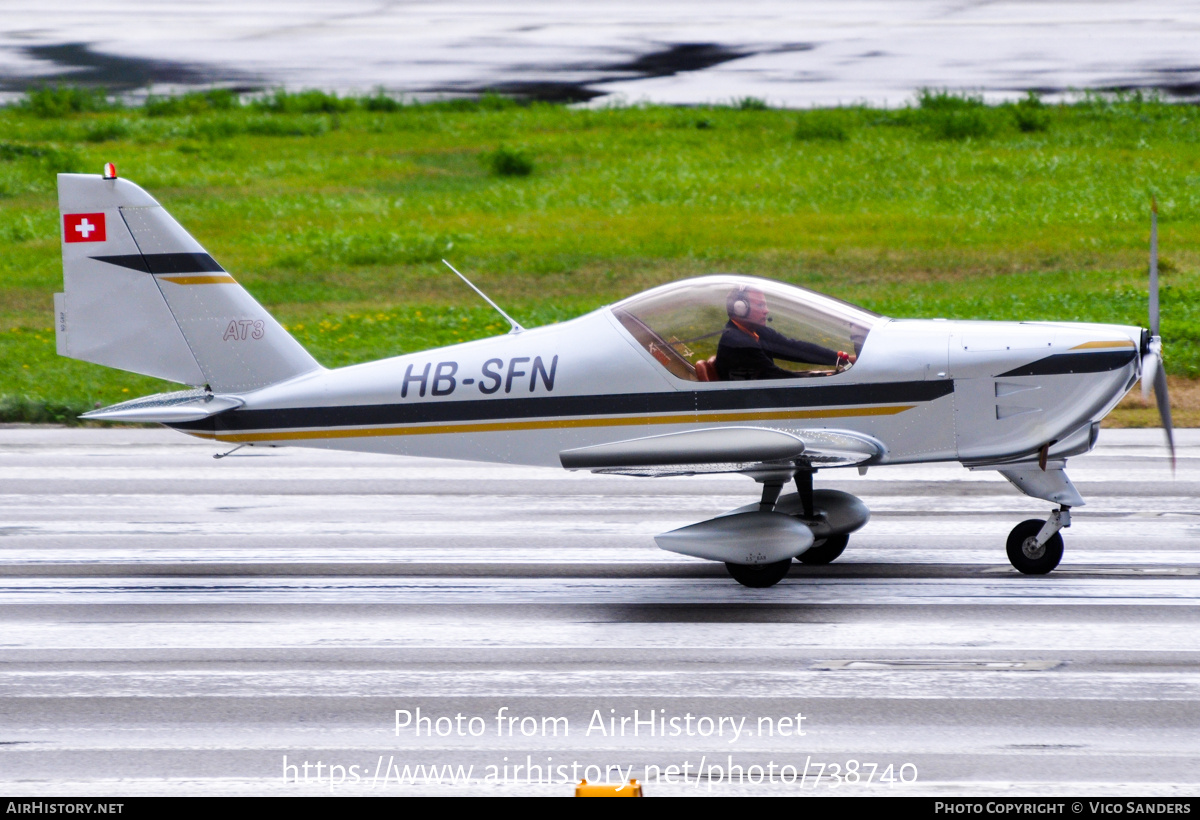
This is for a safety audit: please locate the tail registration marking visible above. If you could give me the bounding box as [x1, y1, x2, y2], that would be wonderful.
[224, 320, 265, 341]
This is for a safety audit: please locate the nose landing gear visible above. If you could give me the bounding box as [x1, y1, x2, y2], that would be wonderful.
[1006, 507, 1070, 574]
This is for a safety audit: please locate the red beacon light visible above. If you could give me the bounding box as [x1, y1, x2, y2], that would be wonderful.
[103, 162, 117, 180]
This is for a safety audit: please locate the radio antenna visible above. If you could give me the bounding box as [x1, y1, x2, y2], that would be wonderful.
[442, 260, 524, 334]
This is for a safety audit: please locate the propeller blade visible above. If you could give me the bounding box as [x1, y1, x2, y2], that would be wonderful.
[1150, 197, 1159, 336]
[1143, 201, 1172, 472]
[1153, 357, 1176, 473]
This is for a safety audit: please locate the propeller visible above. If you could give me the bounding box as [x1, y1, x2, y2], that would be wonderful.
[1141, 197, 1175, 472]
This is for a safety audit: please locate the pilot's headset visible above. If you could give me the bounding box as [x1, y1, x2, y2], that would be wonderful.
[726, 286, 752, 319]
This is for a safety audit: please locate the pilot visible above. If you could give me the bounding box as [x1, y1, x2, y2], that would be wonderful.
[715, 286, 856, 380]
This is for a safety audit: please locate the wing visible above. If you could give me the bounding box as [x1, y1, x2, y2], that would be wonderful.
[559, 426, 884, 477]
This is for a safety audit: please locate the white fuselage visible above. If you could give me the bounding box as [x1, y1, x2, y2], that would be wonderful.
[170, 308, 1143, 471]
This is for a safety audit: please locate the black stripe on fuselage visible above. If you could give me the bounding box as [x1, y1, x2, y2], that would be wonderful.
[92, 253, 224, 274]
[169, 379, 955, 434]
[997, 350, 1137, 378]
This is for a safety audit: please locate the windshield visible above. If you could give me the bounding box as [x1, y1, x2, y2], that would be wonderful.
[611, 276, 879, 383]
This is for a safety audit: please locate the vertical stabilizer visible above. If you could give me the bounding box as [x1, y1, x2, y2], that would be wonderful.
[57, 173, 321, 392]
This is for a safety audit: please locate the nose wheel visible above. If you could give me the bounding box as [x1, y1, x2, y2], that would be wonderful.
[1006, 516, 1066, 574]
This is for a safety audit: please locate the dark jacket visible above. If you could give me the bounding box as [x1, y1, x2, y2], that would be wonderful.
[715, 320, 840, 380]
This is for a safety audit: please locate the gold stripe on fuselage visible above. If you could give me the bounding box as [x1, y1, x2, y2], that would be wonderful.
[157, 275, 237, 285]
[1069, 339, 1136, 350]
[182, 404, 916, 443]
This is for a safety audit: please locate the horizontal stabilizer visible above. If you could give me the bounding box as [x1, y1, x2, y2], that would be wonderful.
[81, 390, 243, 423]
[560, 426, 883, 476]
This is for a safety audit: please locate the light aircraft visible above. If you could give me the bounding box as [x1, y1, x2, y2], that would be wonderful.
[54, 167, 1174, 587]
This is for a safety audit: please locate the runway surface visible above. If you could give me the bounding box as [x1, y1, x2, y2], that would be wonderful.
[3, 2, 1200, 106]
[0, 426, 1197, 796]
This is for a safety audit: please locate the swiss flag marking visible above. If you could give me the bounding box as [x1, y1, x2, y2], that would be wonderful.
[64, 213, 106, 243]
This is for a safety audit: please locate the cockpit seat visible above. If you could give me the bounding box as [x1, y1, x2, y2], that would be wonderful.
[695, 356, 718, 382]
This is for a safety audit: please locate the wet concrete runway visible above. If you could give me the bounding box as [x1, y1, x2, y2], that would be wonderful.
[0, 426, 1197, 795]
[3, 2, 1200, 106]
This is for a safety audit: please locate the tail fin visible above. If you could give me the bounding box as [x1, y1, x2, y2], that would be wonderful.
[56, 171, 321, 392]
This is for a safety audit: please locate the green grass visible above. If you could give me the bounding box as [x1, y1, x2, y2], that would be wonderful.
[482, 145, 534, 177]
[1, 90, 1197, 422]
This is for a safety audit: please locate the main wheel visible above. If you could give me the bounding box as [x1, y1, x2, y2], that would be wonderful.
[725, 559, 792, 588]
[797, 533, 849, 565]
[1006, 519, 1064, 575]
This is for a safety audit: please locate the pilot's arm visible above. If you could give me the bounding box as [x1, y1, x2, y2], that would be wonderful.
[757, 325, 843, 368]
[716, 321, 852, 380]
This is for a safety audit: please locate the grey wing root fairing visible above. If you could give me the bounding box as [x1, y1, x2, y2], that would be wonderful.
[997, 463, 1085, 508]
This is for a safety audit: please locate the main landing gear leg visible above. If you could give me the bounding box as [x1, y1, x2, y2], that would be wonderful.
[1006, 507, 1070, 575]
[758, 479, 785, 512]
[792, 469, 849, 565]
[794, 470, 815, 518]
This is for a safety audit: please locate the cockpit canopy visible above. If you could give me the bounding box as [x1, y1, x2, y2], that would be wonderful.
[611, 276, 879, 382]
